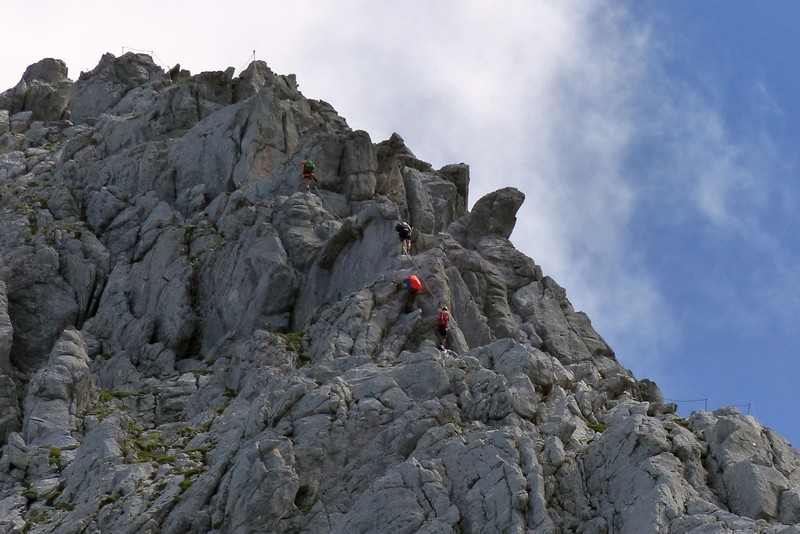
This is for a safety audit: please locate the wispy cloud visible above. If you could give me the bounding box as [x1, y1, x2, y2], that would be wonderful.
[264, 1, 681, 374]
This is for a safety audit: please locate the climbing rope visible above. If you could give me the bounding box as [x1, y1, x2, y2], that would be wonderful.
[313, 183, 343, 222]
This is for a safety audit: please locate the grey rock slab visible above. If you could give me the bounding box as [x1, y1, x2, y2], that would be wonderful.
[194, 215, 298, 353]
[0, 492, 26, 533]
[511, 277, 614, 365]
[402, 167, 437, 234]
[780, 488, 800, 524]
[0, 278, 13, 372]
[725, 461, 789, 520]
[691, 407, 800, 520]
[22, 328, 94, 448]
[433, 427, 538, 533]
[85, 185, 128, 233]
[447, 245, 519, 342]
[0, 109, 9, 135]
[221, 437, 299, 533]
[9, 111, 33, 133]
[46, 184, 80, 219]
[0, 58, 71, 122]
[444, 264, 492, 350]
[70, 52, 163, 123]
[126, 228, 196, 355]
[448, 187, 525, 249]
[57, 415, 124, 506]
[0, 150, 26, 182]
[334, 458, 459, 534]
[4, 240, 81, 372]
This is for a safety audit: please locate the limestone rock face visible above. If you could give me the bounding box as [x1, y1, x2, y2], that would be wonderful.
[0, 275, 14, 372]
[69, 52, 164, 123]
[0, 58, 71, 122]
[22, 328, 94, 448]
[1, 52, 799, 533]
[449, 186, 525, 249]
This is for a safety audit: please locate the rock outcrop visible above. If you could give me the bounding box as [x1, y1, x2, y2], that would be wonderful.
[0, 58, 71, 123]
[1, 52, 799, 533]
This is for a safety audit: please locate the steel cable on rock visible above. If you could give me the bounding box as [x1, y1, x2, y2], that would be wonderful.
[663, 398, 708, 411]
[663, 398, 751, 415]
[237, 50, 257, 75]
[120, 46, 169, 70]
[313, 183, 343, 222]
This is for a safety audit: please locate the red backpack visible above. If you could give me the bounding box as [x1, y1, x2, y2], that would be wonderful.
[405, 275, 422, 291]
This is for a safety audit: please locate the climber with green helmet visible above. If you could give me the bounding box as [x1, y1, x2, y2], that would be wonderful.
[300, 158, 316, 190]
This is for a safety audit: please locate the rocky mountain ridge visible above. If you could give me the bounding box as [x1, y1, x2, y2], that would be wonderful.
[0, 52, 799, 533]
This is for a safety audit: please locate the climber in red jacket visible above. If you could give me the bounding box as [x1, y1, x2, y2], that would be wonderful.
[436, 305, 450, 350]
[300, 158, 316, 190]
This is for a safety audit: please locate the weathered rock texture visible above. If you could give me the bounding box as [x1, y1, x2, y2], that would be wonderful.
[1, 52, 799, 533]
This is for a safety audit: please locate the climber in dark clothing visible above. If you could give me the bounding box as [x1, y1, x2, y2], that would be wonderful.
[437, 305, 450, 350]
[395, 221, 412, 255]
[300, 159, 316, 190]
[399, 274, 422, 313]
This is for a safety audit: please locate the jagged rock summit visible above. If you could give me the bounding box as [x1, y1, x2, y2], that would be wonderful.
[1, 52, 799, 533]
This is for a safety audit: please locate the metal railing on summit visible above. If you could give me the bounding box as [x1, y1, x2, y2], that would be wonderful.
[236, 50, 256, 76]
[120, 46, 169, 70]
[663, 398, 752, 415]
[664, 398, 708, 411]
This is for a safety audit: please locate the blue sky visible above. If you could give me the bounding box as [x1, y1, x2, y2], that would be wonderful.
[617, 1, 800, 442]
[2, 1, 798, 446]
